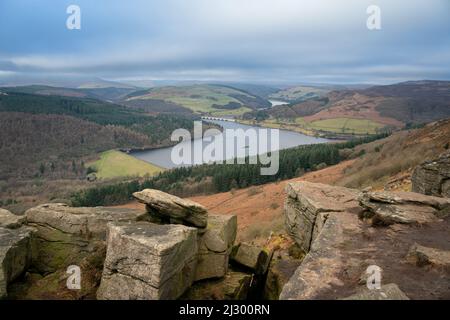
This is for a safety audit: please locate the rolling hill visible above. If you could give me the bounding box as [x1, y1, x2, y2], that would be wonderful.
[122, 84, 271, 116]
[0, 91, 201, 180]
[0, 85, 138, 102]
[247, 80, 450, 137]
[268, 85, 330, 103]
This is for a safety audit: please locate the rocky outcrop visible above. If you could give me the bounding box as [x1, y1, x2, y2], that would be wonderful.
[3, 190, 247, 300]
[359, 191, 450, 225]
[25, 204, 147, 274]
[230, 243, 272, 275]
[407, 244, 450, 270]
[0, 227, 32, 299]
[343, 283, 410, 300]
[280, 211, 350, 300]
[280, 181, 450, 300]
[195, 215, 237, 281]
[264, 255, 303, 300]
[284, 181, 362, 253]
[182, 271, 252, 300]
[97, 222, 198, 300]
[412, 151, 450, 198]
[0, 209, 25, 229]
[133, 189, 208, 228]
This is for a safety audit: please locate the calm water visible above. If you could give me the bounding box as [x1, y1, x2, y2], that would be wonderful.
[131, 120, 329, 169]
[269, 100, 289, 107]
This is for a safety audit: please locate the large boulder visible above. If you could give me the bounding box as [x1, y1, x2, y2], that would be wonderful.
[97, 222, 198, 300]
[195, 214, 237, 281]
[412, 151, 450, 198]
[230, 243, 273, 275]
[25, 203, 147, 274]
[359, 191, 450, 225]
[0, 227, 32, 299]
[284, 181, 361, 252]
[0, 209, 25, 229]
[182, 271, 252, 300]
[280, 212, 347, 300]
[281, 182, 450, 300]
[343, 283, 410, 300]
[133, 189, 208, 228]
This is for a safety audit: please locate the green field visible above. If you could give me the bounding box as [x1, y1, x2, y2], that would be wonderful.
[88, 150, 163, 179]
[127, 85, 255, 116]
[304, 118, 385, 135]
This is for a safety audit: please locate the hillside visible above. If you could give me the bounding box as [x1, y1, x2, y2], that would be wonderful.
[0, 90, 204, 181]
[185, 118, 450, 243]
[269, 85, 330, 103]
[247, 81, 450, 137]
[0, 85, 137, 102]
[0, 112, 150, 180]
[87, 150, 164, 179]
[0, 90, 200, 143]
[123, 84, 271, 116]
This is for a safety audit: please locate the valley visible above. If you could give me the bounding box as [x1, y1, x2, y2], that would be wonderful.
[1, 80, 449, 302]
[1, 80, 450, 215]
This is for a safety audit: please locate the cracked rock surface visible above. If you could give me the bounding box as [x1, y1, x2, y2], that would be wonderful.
[97, 222, 198, 300]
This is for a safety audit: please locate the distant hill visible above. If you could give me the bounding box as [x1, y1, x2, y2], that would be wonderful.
[0, 112, 150, 179]
[122, 84, 272, 116]
[249, 80, 450, 136]
[0, 85, 137, 102]
[0, 91, 202, 179]
[363, 80, 450, 124]
[269, 85, 330, 103]
[217, 83, 280, 99]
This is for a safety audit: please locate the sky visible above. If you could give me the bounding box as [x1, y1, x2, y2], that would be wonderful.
[0, 0, 449, 85]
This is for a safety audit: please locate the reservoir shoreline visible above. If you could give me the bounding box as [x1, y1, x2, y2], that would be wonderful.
[130, 120, 331, 169]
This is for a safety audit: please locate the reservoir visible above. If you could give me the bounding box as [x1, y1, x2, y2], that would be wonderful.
[269, 100, 289, 107]
[131, 120, 330, 169]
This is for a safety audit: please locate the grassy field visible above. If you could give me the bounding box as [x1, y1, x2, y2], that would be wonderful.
[127, 85, 253, 116]
[238, 119, 318, 136]
[88, 150, 163, 179]
[306, 118, 384, 134]
[239, 117, 385, 137]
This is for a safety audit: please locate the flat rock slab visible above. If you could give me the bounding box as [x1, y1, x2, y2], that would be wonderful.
[281, 182, 450, 300]
[230, 243, 272, 275]
[25, 203, 147, 273]
[407, 243, 450, 270]
[97, 222, 198, 300]
[195, 215, 237, 281]
[0, 209, 25, 229]
[359, 191, 450, 225]
[182, 271, 252, 300]
[26, 203, 147, 238]
[343, 283, 410, 300]
[133, 189, 208, 228]
[0, 227, 32, 299]
[285, 181, 361, 252]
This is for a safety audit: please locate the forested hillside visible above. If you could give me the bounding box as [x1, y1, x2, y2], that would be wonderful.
[0, 91, 202, 179]
[0, 112, 150, 179]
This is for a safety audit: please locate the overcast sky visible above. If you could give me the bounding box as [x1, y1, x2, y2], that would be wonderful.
[0, 0, 449, 85]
